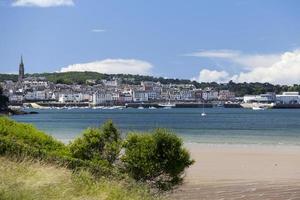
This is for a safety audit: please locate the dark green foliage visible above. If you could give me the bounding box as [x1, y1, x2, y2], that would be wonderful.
[0, 117, 115, 177]
[0, 117, 194, 190]
[0, 87, 9, 111]
[0, 74, 18, 82]
[0, 117, 68, 157]
[30, 72, 108, 85]
[69, 120, 122, 164]
[122, 129, 194, 190]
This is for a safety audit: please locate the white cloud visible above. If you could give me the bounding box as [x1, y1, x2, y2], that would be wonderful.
[195, 50, 300, 85]
[187, 49, 239, 59]
[12, 0, 74, 7]
[60, 59, 153, 75]
[91, 29, 106, 33]
[188, 49, 281, 69]
[196, 69, 230, 83]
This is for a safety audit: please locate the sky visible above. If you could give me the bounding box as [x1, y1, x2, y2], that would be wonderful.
[1, 0, 300, 84]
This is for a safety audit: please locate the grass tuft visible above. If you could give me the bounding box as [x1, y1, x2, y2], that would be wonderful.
[0, 156, 158, 200]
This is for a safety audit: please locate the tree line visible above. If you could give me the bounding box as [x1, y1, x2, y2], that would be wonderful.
[1, 72, 300, 96]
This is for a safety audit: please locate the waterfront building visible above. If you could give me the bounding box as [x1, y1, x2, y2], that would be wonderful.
[132, 90, 149, 102]
[119, 92, 133, 102]
[276, 92, 300, 104]
[244, 93, 276, 103]
[92, 91, 113, 105]
[202, 90, 218, 101]
[194, 89, 203, 101]
[59, 93, 83, 103]
[9, 93, 24, 103]
[178, 89, 194, 101]
[24, 90, 47, 101]
[218, 90, 235, 101]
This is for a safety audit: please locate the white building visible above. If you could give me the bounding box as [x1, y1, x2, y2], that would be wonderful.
[92, 91, 113, 105]
[132, 90, 148, 102]
[120, 92, 133, 102]
[180, 90, 193, 101]
[59, 93, 83, 103]
[23, 77, 49, 89]
[9, 94, 24, 103]
[276, 92, 300, 104]
[102, 80, 119, 87]
[146, 91, 160, 100]
[202, 90, 218, 101]
[244, 93, 276, 103]
[24, 91, 46, 101]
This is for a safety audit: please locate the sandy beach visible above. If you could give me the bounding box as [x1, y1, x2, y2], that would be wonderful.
[169, 144, 300, 199]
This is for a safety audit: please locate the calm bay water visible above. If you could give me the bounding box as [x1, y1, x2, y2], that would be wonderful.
[11, 108, 300, 145]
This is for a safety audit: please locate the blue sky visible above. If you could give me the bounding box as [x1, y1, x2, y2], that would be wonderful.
[1, 0, 300, 84]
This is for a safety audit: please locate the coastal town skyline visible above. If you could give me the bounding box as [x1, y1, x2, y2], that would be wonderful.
[1, 0, 300, 85]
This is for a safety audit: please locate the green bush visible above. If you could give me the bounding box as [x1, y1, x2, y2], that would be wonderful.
[122, 129, 194, 190]
[0, 117, 117, 177]
[0, 87, 8, 111]
[69, 120, 122, 165]
[0, 117, 194, 191]
[0, 117, 69, 157]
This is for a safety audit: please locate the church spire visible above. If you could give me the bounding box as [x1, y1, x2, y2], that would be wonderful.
[20, 55, 24, 65]
[18, 55, 25, 82]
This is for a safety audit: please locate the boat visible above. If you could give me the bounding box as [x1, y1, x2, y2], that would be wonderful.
[158, 102, 175, 108]
[252, 106, 266, 110]
[241, 102, 275, 109]
[149, 106, 157, 109]
[201, 102, 206, 117]
[137, 106, 144, 109]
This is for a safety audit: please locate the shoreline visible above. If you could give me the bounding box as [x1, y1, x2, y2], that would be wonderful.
[184, 142, 300, 150]
[170, 142, 300, 199]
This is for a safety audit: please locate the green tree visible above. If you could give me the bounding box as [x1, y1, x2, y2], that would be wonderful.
[69, 120, 122, 164]
[0, 87, 8, 111]
[122, 129, 194, 190]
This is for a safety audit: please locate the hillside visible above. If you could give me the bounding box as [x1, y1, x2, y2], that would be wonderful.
[1, 71, 300, 96]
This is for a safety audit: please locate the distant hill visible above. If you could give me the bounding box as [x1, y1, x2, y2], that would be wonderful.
[0, 71, 195, 85]
[1, 71, 300, 96]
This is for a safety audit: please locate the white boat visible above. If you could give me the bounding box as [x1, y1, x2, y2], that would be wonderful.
[252, 106, 266, 110]
[92, 106, 104, 109]
[149, 106, 157, 109]
[137, 106, 144, 109]
[201, 102, 206, 117]
[158, 102, 175, 108]
[241, 102, 275, 109]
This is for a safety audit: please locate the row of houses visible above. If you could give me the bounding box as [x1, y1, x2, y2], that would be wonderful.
[1, 78, 236, 105]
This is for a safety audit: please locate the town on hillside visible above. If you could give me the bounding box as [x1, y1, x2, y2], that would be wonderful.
[1, 57, 300, 109]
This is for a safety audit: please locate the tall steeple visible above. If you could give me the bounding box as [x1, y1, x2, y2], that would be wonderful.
[18, 55, 25, 82]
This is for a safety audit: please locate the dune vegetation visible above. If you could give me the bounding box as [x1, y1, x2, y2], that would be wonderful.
[0, 117, 194, 200]
[0, 157, 156, 200]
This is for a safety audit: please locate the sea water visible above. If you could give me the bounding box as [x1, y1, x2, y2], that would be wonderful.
[11, 108, 300, 146]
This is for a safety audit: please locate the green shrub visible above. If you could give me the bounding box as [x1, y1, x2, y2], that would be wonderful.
[0, 87, 8, 111]
[122, 128, 194, 190]
[0, 117, 117, 177]
[69, 120, 122, 165]
[0, 117, 69, 157]
[0, 117, 194, 191]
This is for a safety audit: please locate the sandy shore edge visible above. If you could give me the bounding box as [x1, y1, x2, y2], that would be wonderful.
[169, 143, 300, 199]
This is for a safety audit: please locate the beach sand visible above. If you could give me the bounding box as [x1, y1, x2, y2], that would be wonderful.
[169, 144, 300, 199]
